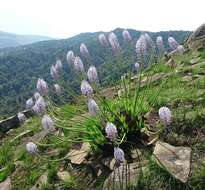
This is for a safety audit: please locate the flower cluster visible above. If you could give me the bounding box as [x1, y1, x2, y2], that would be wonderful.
[108, 32, 121, 53]
[156, 36, 164, 56]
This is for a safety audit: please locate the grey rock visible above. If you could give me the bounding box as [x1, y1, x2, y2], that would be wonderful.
[103, 161, 147, 190]
[67, 142, 91, 165]
[153, 141, 191, 183]
[187, 23, 205, 50]
[0, 109, 33, 133]
[0, 177, 11, 190]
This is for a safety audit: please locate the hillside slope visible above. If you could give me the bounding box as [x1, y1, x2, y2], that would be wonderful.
[0, 47, 205, 190]
[0, 29, 191, 117]
[0, 31, 53, 49]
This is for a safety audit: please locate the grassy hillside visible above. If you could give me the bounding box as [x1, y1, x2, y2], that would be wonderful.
[0, 48, 205, 189]
[0, 29, 191, 117]
[0, 31, 53, 49]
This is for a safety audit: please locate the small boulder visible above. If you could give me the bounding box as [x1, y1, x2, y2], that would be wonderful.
[103, 161, 147, 190]
[187, 23, 205, 50]
[153, 141, 191, 183]
[0, 177, 11, 190]
[67, 142, 91, 165]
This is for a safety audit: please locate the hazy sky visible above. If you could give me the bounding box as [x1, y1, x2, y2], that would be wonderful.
[0, 0, 204, 38]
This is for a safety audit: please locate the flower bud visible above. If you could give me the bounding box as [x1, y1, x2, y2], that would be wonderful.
[55, 59, 63, 73]
[168, 37, 179, 50]
[122, 29, 132, 42]
[26, 142, 38, 154]
[156, 36, 164, 55]
[50, 65, 59, 80]
[158, 106, 171, 126]
[74, 56, 84, 73]
[54, 84, 61, 95]
[34, 92, 41, 101]
[134, 62, 140, 72]
[18, 112, 26, 123]
[26, 98, 34, 109]
[42, 114, 55, 131]
[176, 45, 185, 54]
[98, 34, 109, 47]
[67, 50, 75, 65]
[36, 78, 48, 95]
[87, 66, 98, 83]
[136, 34, 148, 61]
[32, 96, 46, 115]
[108, 32, 121, 53]
[88, 98, 99, 116]
[114, 147, 125, 163]
[80, 80, 93, 96]
[144, 33, 155, 50]
[80, 43, 90, 57]
[105, 122, 118, 141]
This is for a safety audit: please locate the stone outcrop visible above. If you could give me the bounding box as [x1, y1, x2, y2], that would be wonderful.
[103, 162, 147, 190]
[0, 177, 11, 190]
[187, 23, 205, 50]
[67, 142, 91, 165]
[153, 141, 191, 183]
[0, 110, 33, 133]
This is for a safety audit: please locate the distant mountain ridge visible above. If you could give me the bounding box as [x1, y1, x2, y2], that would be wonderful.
[0, 31, 53, 49]
[0, 28, 191, 116]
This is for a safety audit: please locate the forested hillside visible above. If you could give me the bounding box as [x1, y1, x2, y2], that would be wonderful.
[0, 31, 53, 49]
[0, 28, 191, 117]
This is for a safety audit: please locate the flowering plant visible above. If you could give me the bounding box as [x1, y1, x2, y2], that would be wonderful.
[24, 30, 182, 167]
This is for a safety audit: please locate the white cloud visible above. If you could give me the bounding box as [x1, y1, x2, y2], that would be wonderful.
[0, 0, 204, 38]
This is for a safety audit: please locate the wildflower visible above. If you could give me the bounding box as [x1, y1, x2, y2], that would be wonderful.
[87, 66, 98, 83]
[32, 96, 46, 115]
[156, 36, 164, 55]
[136, 33, 156, 63]
[108, 32, 121, 53]
[50, 65, 59, 80]
[81, 80, 93, 96]
[176, 45, 185, 54]
[98, 34, 109, 47]
[34, 92, 41, 101]
[122, 29, 132, 42]
[114, 147, 125, 163]
[168, 37, 179, 50]
[144, 33, 155, 50]
[105, 122, 118, 141]
[158, 106, 172, 126]
[74, 56, 85, 73]
[26, 98, 34, 109]
[80, 43, 90, 57]
[136, 34, 147, 61]
[67, 50, 75, 65]
[18, 112, 26, 123]
[26, 142, 38, 154]
[36, 78, 48, 95]
[42, 114, 55, 131]
[54, 84, 61, 95]
[55, 59, 63, 73]
[134, 62, 140, 72]
[88, 98, 99, 116]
